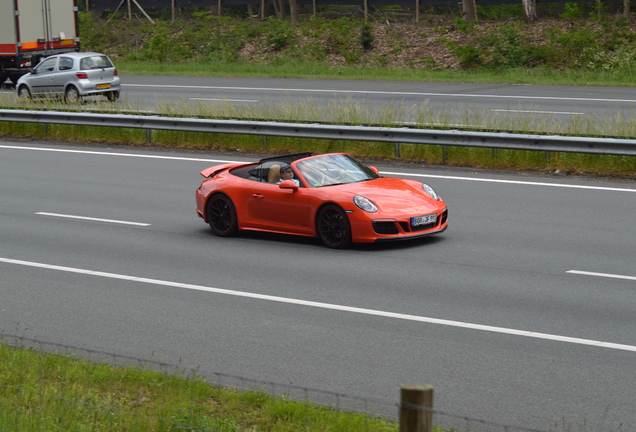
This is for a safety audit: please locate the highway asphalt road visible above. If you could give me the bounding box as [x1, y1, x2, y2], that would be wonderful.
[4, 76, 636, 127]
[125, 76, 636, 127]
[1, 139, 635, 431]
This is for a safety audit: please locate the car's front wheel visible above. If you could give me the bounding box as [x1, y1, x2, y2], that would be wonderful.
[65, 85, 83, 103]
[207, 194, 238, 237]
[18, 85, 31, 99]
[317, 204, 352, 249]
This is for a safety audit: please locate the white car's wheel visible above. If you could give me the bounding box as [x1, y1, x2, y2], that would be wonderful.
[65, 85, 83, 103]
[106, 91, 120, 102]
[18, 86, 32, 99]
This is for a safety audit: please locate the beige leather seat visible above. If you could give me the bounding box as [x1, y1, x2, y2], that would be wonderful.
[268, 164, 281, 183]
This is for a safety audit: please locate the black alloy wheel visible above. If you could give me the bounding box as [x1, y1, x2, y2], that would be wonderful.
[207, 194, 238, 237]
[317, 204, 351, 248]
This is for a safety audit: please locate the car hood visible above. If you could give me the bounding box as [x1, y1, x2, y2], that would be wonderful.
[332, 177, 443, 212]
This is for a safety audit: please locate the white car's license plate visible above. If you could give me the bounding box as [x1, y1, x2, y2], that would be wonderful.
[97, 83, 111, 89]
[411, 213, 437, 226]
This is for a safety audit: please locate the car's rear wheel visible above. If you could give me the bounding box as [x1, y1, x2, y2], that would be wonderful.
[207, 194, 238, 237]
[18, 85, 31, 99]
[317, 204, 352, 249]
[106, 91, 119, 102]
[65, 85, 83, 103]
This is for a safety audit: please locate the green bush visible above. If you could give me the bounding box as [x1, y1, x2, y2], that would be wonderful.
[360, 22, 374, 50]
[264, 17, 295, 51]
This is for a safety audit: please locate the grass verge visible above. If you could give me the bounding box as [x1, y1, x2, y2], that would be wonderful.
[0, 343, 400, 432]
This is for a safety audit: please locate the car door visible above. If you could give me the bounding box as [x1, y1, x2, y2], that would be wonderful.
[247, 182, 313, 235]
[27, 57, 58, 95]
[53, 56, 75, 95]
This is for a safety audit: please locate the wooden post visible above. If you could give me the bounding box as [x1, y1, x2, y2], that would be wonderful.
[461, 0, 477, 21]
[415, 0, 420, 24]
[131, 0, 155, 23]
[400, 385, 434, 432]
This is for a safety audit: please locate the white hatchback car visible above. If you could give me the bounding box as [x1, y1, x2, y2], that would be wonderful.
[16, 52, 121, 103]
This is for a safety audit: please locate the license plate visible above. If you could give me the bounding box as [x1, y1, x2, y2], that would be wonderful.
[97, 84, 111, 89]
[411, 213, 437, 226]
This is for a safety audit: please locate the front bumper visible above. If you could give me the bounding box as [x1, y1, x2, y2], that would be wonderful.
[349, 208, 448, 243]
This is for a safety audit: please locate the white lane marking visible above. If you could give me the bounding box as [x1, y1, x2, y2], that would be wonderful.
[36, 212, 150, 226]
[190, 98, 258, 103]
[1, 256, 635, 353]
[567, 270, 636, 281]
[0, 145, 242, 163]
[492, 109, 584, 115]
[2, 144, 635, 193]
[382, 171, 636, 193]
[121, 84, 636, 104]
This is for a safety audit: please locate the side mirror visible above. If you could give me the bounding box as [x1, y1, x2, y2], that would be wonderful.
[279, 179, 299, 192]
[369, 166, 379, 175]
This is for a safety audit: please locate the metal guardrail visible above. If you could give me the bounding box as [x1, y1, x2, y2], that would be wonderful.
[2, 109, 636, 157]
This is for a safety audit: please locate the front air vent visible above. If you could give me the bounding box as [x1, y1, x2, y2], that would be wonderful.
[372, 221, 399, 234]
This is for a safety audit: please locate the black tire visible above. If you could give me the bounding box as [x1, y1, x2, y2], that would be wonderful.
[18, 85, 31, 99]
[106, 91, 120, 102]
[207, 194, 238, 237]
[317, 204, 352, 249]
[65, 85, 83, 103]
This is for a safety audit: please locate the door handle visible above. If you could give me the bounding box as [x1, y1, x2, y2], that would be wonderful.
[253, 194, 264, 199]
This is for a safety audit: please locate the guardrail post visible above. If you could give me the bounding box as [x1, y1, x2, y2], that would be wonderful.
[146, 129, 152, 143]
[42, 124, 48, 135]
[262, 135, 268, 149]
[400, 385, 434, 432]
[395, 142, 401, 158]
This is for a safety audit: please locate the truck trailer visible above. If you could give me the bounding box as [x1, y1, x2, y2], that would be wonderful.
[1, 0, 80, 84]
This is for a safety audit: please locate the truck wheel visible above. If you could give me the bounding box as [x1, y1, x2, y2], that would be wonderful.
[9, 75, 20, 85]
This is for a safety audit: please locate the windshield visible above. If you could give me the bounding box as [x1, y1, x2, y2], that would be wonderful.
[296, 154, 380, 187]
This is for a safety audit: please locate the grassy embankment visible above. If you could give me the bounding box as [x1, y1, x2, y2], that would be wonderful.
[0, 343, 399, 431]
[2, 9, 636, 176]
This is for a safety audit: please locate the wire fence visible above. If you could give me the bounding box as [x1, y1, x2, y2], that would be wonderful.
[83, 0, 622, 11]
[0, 332, 553, 432]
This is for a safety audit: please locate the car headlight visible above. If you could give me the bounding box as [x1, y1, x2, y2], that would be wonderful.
[354, 195, 378, 212]
[422, 183, 440, 201]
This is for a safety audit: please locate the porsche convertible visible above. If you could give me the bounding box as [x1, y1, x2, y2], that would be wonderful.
[195, 152, 448, 248]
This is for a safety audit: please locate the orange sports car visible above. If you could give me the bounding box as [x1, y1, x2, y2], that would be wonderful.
[195, 152, 448, 248]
